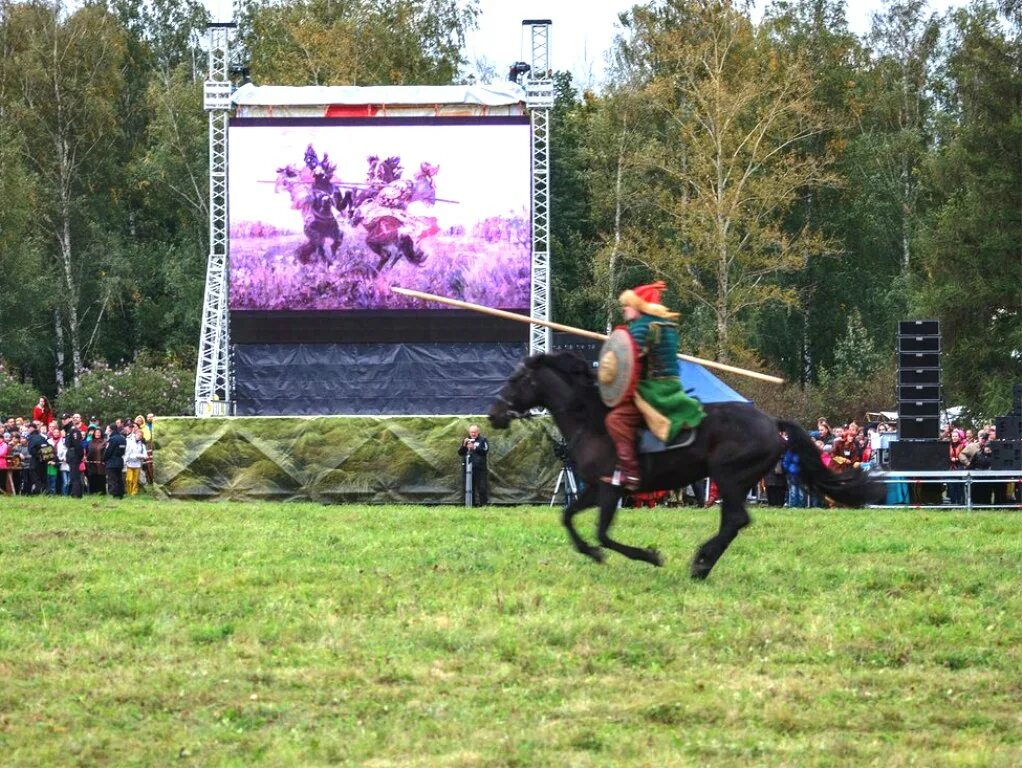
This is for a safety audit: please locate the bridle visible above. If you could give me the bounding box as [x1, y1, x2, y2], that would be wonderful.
[493, 393, 532, 421]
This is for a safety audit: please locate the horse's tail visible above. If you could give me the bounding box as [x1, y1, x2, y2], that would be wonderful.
[777, 420, 885, 507]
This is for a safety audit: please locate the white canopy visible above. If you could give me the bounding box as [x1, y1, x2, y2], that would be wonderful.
[232, 82, 526, 107]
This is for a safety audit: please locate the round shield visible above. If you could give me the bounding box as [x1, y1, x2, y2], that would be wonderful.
[598, 328, 639, 407]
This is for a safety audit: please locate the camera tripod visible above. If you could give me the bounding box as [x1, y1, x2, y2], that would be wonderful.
[550, 462, 580, 508]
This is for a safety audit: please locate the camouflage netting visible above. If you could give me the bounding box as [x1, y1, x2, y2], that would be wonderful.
[154, 416, 562, 504]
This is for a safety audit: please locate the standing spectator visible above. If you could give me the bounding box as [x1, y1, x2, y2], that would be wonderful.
[86, 428, 107, 495]
[969, 432, 994, 506]
[830, 438, 860, 470]
[32, 396, 53, 428]
[782, 438, 804, 508]
[14, 436, 32, 494]
[0, 433, 12, 495]
[25, 424, 50, 494]
[457, 424, 489, 506]
[57, 436, 71, 496]
[962, 430, 983, 467]
[124, 426, 147, 496]
[816, 441, 832, 468]
[143, 413, 156, 484]
[63, 415, 85, 498]
[135, 415, 154, 485]
[854, 433, 870, 465]
[948, 429, 966, 505]
[763, 454, 787, 507]
[815, 419, 834, 445]
[45, 430, 59, 494]
[103, 424, 127, 499]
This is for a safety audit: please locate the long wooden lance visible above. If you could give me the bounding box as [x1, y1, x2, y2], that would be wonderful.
[390, 286, 785, 384]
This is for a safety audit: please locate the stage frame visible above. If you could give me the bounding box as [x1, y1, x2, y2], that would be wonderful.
[193, 21, 553, 417]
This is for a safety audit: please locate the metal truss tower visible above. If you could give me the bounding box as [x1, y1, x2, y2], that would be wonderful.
[195, 22, 235, 416]
[523, 20, 553, 355]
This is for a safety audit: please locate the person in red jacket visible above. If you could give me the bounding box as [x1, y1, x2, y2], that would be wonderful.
[32, 396, 53, 428]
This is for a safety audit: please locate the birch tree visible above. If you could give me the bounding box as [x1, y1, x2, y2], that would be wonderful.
[615, 1, 834, 362]
[1, 1, 126, 386]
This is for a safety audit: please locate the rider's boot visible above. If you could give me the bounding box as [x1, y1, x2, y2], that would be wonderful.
[601, 444, 641, 490]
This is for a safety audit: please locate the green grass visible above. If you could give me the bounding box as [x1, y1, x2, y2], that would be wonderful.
[1, 497, 1021, 767]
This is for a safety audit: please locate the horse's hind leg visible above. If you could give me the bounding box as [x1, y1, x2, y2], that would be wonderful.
[690, 479, 753, 580]
[561, 484, 603, 563]
[596, 486, 664, 567]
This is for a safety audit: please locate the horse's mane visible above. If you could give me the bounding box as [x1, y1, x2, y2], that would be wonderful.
[530, 351, 608, 430]
[539, 351, 596, 383]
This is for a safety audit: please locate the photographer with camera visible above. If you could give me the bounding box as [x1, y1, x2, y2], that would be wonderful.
[457, 425, 489, 506]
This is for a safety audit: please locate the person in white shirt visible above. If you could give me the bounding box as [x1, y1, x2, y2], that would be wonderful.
[124, 426, 148, 496]
[57, 437, 70, 496]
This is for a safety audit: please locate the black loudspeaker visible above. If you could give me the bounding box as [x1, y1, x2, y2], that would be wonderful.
[890, 440, 947, 471]
[990, 440, 1022, 470]
[1013, 383, 1022, 410]
[898, 335, 941, 352]
[896, 320, 941, 440]
[900, 401, 941, 418]
[899, 416, 940, 440]
[996, 417, 1022, 441]
[899, 384, 940, 401]
[899, 369, 941, 385]
[898, 351, 941, 369]
[899, 320, 940, 336]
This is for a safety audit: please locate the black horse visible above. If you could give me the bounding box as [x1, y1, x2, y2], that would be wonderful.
[487, 353, 884, 580]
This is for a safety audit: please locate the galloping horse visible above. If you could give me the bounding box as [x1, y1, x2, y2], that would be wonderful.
[354, 163, 440, 272]
[488, 353, 883, 580]
[274, 165, 346, 263]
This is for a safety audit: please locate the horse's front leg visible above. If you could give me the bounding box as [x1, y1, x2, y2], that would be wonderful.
[691, 473, 755, 580]
[561, 483, 602, 563]
[596, 484, 664, 566]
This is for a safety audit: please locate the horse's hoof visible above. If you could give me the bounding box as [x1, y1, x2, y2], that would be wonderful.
[647, 548, 664, 567]
[689, 556, 712, 580]
[585, 546, 605, 564]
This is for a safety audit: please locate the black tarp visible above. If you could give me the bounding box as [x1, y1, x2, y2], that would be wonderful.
[234, 342, 526, 415]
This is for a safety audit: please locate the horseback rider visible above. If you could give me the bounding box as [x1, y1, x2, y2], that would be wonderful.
[601, 281, 706, 490]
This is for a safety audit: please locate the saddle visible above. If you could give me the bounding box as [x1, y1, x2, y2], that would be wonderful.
[637, 426, 698, 455]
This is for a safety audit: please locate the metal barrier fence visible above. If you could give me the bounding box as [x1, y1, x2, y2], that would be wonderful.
[869, 470, 1022, 510]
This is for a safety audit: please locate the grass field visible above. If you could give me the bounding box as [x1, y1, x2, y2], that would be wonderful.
[1, 497, 1020, 767]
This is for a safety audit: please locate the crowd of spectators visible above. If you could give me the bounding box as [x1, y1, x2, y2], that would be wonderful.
[0, 397, 155, 499]
[770, 417, 1011, 507]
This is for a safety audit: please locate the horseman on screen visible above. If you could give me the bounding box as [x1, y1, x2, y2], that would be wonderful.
[273, 144, 444, 272]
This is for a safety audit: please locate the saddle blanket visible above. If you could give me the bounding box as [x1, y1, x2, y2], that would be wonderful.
[638, 426, 697, 455]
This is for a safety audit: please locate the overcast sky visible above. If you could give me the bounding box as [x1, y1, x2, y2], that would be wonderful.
[462, 0, 968, 88]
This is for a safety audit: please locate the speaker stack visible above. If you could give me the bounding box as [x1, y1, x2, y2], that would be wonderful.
[990, 383, 1022, 470]
[891, 320, 945, 472]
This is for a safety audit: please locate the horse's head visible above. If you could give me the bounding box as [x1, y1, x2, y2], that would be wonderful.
[488, 352, 597, 430]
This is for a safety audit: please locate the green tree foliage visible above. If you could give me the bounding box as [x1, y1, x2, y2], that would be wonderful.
[55, 355, 195, 419]
[0, 0, 1017, 422]
[607, 1, 835, 363]
[0, 1, 128, 386]
[816, 309, 896, 420]
[915, 3, 1022, 414]
[0, 365, 40, 418]
[239, 0, 479, 86]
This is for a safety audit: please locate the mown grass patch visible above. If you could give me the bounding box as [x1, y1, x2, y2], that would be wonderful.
[0, 497, 1020, 766]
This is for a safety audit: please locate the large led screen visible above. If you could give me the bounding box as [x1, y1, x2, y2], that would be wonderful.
[228, 118, 531, 312]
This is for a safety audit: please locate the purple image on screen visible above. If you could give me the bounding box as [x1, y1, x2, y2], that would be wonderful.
[228, 120, 532, 312]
